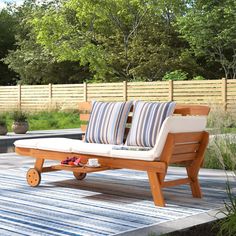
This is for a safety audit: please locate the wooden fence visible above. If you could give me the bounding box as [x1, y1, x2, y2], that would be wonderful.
[0, 78, 235, 112]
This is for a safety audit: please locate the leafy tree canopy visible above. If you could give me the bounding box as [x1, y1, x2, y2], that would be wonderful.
[4, 0, 91, 85]
[2, 0, 235, 84]
[0, 8, 18, 85]
[29, 0, 204, 81]
[177, 0, 236, 79]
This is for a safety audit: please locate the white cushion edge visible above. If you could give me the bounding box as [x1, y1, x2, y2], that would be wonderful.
[153, 116, 207, 158]
[71, 142, 115, 156]
[111, 149, 156, 161]
[14, 138, 51, 149]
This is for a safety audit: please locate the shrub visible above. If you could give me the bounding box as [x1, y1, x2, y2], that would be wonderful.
[204, 135, 236, 170]
[0, 114, 7, 126]
[193, 75, 205, 80]
[207, 107, 236, 134]
[11, 110, 28, 122]
[1, 110, 81, 130]
[28, 110, 81, 130]
[162, 70, 188, 81]
[217, 182, 236, 236]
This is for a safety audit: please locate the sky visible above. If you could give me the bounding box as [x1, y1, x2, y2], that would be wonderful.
[0, 0, 24, 10]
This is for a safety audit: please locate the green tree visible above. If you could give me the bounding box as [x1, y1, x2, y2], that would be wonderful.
[0, 8, 18, 85]
[4, 0, 225, 84]
[177, 0, 236, 79]
[162, 70, 188, 81]
[4, 0, 91, 85]
[31, 0, 202, 81]
[30, 0, 150, 81]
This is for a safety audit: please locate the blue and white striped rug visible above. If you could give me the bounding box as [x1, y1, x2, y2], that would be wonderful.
[0, 162, 232, 236]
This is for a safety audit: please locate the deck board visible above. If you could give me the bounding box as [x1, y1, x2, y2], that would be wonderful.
[0, 153, 235, 236]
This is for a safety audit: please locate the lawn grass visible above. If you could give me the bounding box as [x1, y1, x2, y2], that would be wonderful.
[204, 141, 236, 170]
[3, 110, 82, 131]
[204, 108, 236, 170]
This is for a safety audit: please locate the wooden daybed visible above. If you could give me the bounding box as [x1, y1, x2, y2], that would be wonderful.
[14, 102, 210, 207]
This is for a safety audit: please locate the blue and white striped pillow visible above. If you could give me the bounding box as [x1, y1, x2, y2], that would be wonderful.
[126, 101, 176, 147]
[85, 101, 133, 145]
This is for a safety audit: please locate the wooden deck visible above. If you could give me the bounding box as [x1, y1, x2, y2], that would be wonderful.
[0, 153, 234, 236]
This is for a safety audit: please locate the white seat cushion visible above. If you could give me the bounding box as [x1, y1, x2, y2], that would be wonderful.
[15, 138, 82, 153]
[14, 138, 53, 149]
[37, 138, 82, 152]
[111, 148, 155, 161]
[15, 137, 115, 156]
[71, 142, 114, 156]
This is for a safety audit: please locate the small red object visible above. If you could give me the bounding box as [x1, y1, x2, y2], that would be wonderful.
[74, 158, 81, 166]
[68, 161, 75, 166]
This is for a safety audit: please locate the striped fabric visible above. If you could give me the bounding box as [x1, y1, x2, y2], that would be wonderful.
[126, 101, 176, 147]
[0, 157, 226, 236]
[85, 101, 132, 145]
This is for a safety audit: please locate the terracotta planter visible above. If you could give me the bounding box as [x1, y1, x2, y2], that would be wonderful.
[0, 125, 7, 135]
[12, 121, 29, 134]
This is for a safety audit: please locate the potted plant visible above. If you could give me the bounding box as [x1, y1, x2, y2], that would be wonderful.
[0, 114, 7, 135]
[12, 110, 29, 134]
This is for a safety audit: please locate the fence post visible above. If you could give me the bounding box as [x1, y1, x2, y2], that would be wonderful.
[222, 78, 227, 111]
[17, 84, 21, 110]
[83, 82, 87, 102]
[48, 83, 52, 110]
[123, 81, 127, 101]
[169, 80, 173, 101]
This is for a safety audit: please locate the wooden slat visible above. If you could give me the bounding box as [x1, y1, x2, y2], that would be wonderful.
[15, 147, 33, 156]
[80, 114, 90, 121]
[78, 154, 166, 173]
[128, 81, 169, 86]
[162, 178, 190, 187]
[51, 165, 110, 173]
[15, 148, 167, 173]
[78, 102, 92, 111]
[174, 79, 221, 85]
[173, 132, 203, 143]
[174, 105, 210, 115]
[127, 116, 132, 123]
[41, 167, 60, 173]
[173, 143, 199, 155]
[81, 125, 87, 132]
[170, 153, 197, 163]
[87, 82, 123, 87]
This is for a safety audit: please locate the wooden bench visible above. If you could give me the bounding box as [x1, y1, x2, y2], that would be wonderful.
[15, 102, 210, 207]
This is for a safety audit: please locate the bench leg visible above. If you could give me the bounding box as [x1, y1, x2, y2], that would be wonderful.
[190, 178, 202, 198]
[187, 167, 202, 198]
[147, 171, 165, 207]
[187, 131, 208, 198]
[34, 158, 45, 172]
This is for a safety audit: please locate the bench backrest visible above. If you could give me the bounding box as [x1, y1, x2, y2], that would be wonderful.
[78, 102, 210, 140]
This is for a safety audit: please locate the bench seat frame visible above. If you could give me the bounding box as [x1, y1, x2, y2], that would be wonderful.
[15, 103, 210, 207]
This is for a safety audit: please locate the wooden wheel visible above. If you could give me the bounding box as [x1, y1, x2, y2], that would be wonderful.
[27, 168, 41, 187]
[73, 172, 87, 180]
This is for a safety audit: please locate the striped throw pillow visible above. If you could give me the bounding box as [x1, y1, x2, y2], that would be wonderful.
[85, 101, 133, 145]
[126, 101, 176, 147]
